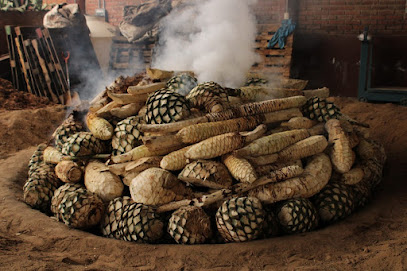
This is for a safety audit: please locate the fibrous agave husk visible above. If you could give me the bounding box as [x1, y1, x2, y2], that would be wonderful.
[216, 197, 265, 242]
[52, 114, 84, 151]
[111, 116, 143, 155]
[249, 153, 332, 204]
[51, 183, 86, 216]
[276, 198, 319, 234]
[178, 160, 233, 189]
[186, 81, 229, 113]
[28, 143, 47, 173]
[101, 196, 133, 239]
[276, 135, 328, 162]
[281, 116, 318, 130]
[24, 162, 62, 213]
[356, 138, 386, 189]
[145, 89, 191, 124]
[61, 132, 106, 157]
[222, 154, 257, 184]
[234, 129, 310, 157]
[52, 183, 104, 229]
[176, 115, 263, 144]
[325, 119, 355, 174]
[312, 182, 355, 225]
[166, 73, 198, 96]
[160, 145, 192, 171]
[55, 160, 83, 183]
[184, 126, 266, 161]
[118, 202, 164, 243]
[86, 113, 114, 140]
[84, 161, 124, 202]
[130, 168, 191, 206]
[168, 206, 212, 244]
[350, 180, 372, 208]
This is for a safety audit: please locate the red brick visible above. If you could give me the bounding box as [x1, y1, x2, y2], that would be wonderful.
[370, 16, 387, 20]
[386, 15, 404, 20]
[308, 25, 322, 30]
[386, 25, 402, 30]
[348, 20, 362, 25]
[88, 0, 407, 35]
[328, 20, 346, 25]
[345, 10, 361, 15]
[338, 25, 354, 31]
[329, 10, 346, 15]
[360, 10, 377, 15]
[377, 10, 395, 15]
[313, 20, 324, 25]
[361, 19, 378, 24]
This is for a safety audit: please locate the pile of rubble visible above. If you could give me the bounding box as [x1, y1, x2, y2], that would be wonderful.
[23, 69, 386, 244]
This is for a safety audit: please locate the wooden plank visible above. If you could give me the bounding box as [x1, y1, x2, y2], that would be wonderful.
[23, 39, 48, 97]
[262, 57, 291, 63]
[15, 26, 40, 95]
[15, 26, 49, 96]
[4, 26, 20, 90]
[31, 39, 59, 103]
[255, 36, 293, 48]
[14, 35, 36, 95]
[16, 27, 43, 96]
[255, 48, 292, 57]
[251, 66, 290, 74]
[112, 43, 134, 49]
[251, 24, 294, 79]
[35, 28, 65, 100]
[42, 28, 69, 95]
[112, 63, 129, 69]
[256, 24, 280, 33]
[0, 54, 10, 61]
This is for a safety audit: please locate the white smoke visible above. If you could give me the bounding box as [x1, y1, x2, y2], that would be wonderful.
[152, 0, 259, 88]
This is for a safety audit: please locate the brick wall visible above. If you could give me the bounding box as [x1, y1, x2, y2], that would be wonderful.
[66, 0, 287, 26]
[43, 0, 76, 6]
[43, 0, 85, 14]
[296, 0, 407, 35]
[85, 0, 144, 26]
[253, 0, 288, 24]
[42, 0, 407, 35]
[292, 1, 407, 97]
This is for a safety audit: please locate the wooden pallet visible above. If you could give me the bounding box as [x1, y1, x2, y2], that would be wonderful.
[5, 25, 27, 92]
[4, 25, 102, 104]
[250, 24, 294, 78]
[35, 28, 65, 103]
[108, 36, 156, 73]
[108, 24, 293, 79]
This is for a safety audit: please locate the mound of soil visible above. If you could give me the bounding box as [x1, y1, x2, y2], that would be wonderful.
[0, 79, 53, 111]
[0, 105, 66, 158]
[0, 97, 406, 270]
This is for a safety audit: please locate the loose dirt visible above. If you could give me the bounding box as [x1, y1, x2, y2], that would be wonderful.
[0, 96, 406, 270]
[0, 79, 53, 111]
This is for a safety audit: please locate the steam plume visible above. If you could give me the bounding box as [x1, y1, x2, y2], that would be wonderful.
[152, 0, 259, 88]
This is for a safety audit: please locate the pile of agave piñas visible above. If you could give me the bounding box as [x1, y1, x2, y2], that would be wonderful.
[23, 68, 386, 244]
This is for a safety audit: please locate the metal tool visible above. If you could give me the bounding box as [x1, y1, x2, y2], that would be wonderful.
[62, 51, 72, 105]
[62, 51, 70, 90]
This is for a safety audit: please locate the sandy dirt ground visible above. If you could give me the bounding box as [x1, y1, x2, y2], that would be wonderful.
[0, 97, 407, 270]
